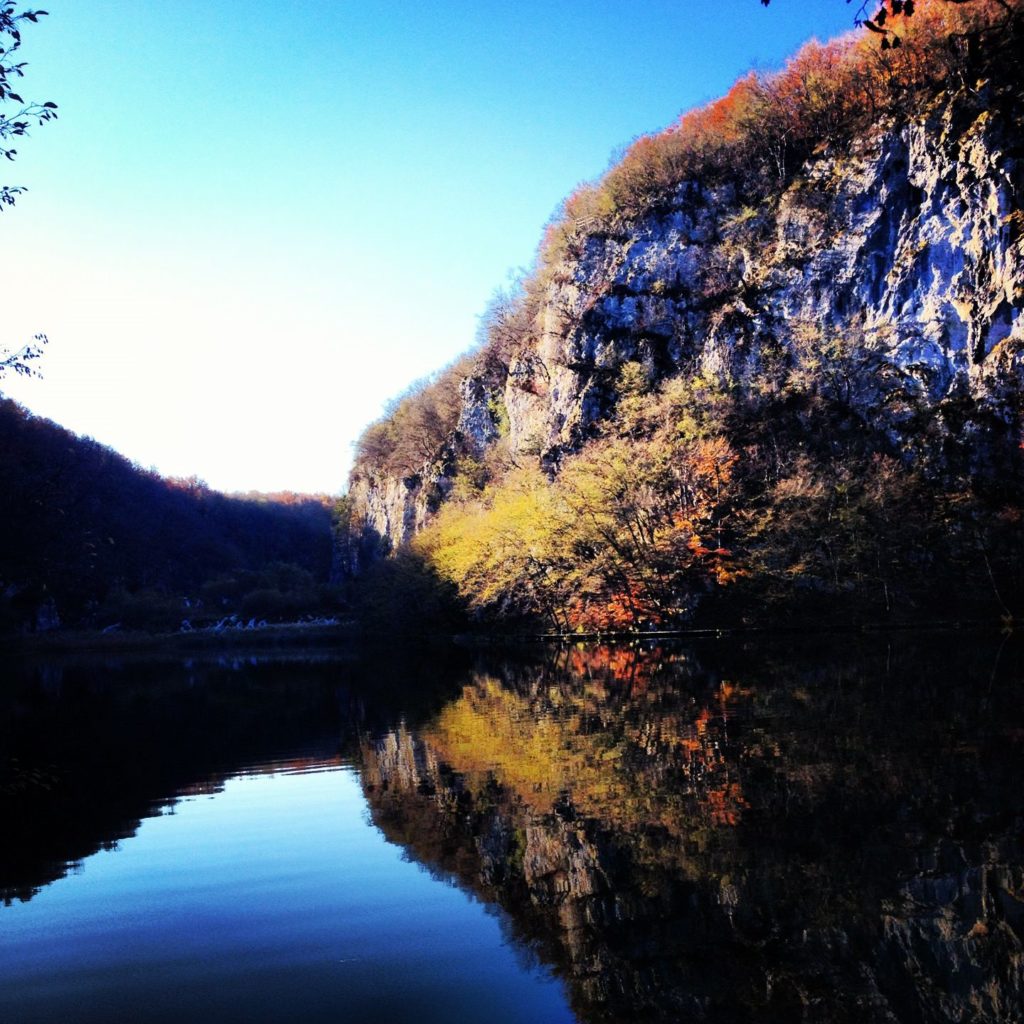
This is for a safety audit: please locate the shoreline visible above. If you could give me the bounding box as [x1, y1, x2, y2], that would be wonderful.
[2, 616, 1011, 658]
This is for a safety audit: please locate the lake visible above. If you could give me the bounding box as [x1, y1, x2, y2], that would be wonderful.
[1, 635, 1021, 1023]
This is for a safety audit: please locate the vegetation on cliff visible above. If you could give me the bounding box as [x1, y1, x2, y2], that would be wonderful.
[346, 0, 1024, 632]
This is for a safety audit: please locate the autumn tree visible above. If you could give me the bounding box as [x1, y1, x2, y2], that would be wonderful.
[476, 283, 534, 378]
[352, 359, 472, 478]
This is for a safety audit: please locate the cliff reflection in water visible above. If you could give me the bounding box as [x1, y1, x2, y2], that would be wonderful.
[360, 639, 1024, 1024]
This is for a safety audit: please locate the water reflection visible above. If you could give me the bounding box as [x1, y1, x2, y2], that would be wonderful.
[361, 639, 1024, 1024]
[1, 637, 1022, 1022]
[0, 646, 465, 904]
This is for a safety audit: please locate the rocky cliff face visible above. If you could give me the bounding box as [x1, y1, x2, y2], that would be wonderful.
[346, 82, 1023, 564]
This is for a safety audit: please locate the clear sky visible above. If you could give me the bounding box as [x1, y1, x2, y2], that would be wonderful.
[1, 0, 855, 495]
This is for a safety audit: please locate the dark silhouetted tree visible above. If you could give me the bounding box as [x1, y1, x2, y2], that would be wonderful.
[1, 5, 55, 382]
[1, 4, 56, 210]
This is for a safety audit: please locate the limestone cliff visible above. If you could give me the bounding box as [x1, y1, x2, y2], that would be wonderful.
[345, 76, 1023, 569]
[508, 90, 1023, 462]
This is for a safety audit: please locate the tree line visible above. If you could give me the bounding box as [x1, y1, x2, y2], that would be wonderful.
[0, 399, 337, 632]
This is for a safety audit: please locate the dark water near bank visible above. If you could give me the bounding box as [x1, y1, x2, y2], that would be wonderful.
[1, 636, 1021, 1023]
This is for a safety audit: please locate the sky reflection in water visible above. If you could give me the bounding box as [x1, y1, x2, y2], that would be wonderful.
[1, 756, 574, 1024]
[1, 638, 1022, 1023]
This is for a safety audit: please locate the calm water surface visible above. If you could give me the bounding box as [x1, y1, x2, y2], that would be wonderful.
[1, 637, 1021, 1022]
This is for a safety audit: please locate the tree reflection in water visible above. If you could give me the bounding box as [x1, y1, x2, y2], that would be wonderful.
[361, 639, 1024, 1024]
[1, 637, 1020, 1022]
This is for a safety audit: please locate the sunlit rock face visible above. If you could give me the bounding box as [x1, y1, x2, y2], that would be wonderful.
[345, 473, 423, 569]
[359, 643, 1024, 1023]
[346, 84, 1023, 557]
[505, 88, 1022, 464]
[343, 448, 455, 573]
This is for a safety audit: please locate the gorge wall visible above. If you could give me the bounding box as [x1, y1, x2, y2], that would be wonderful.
[348, 84, 1022, 561]
[343, 6, 1024, 627]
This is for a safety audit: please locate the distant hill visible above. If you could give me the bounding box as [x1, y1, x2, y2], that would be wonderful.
[0, 398, 335, 631]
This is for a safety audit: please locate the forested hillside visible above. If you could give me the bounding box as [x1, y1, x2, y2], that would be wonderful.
[343, 0, 1024, 631]
[0, 399, 336, 632]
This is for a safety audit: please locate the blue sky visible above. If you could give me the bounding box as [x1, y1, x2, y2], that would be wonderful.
[1, 1, 855, 494]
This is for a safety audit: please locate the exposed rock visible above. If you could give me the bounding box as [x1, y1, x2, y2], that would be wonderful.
[343, 449, 455, 575]
[346, 85, 1023, 560]
[456, 375, 502, 456]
